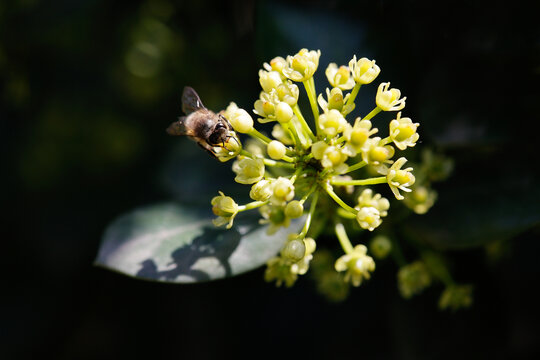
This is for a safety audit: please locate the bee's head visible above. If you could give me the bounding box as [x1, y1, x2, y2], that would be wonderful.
[208, 122, 229, 145]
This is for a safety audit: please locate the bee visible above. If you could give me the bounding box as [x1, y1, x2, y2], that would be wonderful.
[167, 86, 236, 158]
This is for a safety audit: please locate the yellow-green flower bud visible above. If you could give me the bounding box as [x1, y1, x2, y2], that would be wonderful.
[318, 109, 348, 137]
[389, 112, 420, 150]
[232, 157, 265, 184]
[369, 235, 392, 259]
[275, 102, 293, 123]
[259, 70, 282, 93]
[290, 236, 317, 275]
[397, 261, 432, 299]
[356, 206, 382, 231]
[269, 56, 287, 74]
[385, 157, 415, 200]
[325, 63, 355, 90]
[334, 244, 375, 287]
[282, 238, 306, 262]
[284, 200, 304, 218]
[228, 108, 254, 133]
[249, 179, 273, 201]
[267, 140, 287, 160]
[349, 56, 380, 84]
[282, 48, 321, 82]
[211, 191, 239, 229]
[376, 82, 406, 111]
[270, 177, 295, 206]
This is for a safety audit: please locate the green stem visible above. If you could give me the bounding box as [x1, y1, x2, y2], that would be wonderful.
[337, 207, 357, 219]
[238, 200, 267, 212]
[248, 128, 272, 144]
[263, 158, 295, 169]
[330, 176, 387, 186]
[303, 77, 320, 133]
[344, 160, 367, 174]
[282, 121, 302, 149]
[301, 182, 319, 202]
[363, 107, 382, 121]
[324, 183, 357, 214]
[293, 105, 316, 141]
[345, 83, 362, 108]
[299, 190, 319, 238]
[335, 222, 354, 254]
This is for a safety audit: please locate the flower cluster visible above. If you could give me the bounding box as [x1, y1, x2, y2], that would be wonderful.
[193, 49, 464, 309]
[206, 48, 416, 287]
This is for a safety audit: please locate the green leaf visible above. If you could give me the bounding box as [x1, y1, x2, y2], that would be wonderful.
[96, 202, 303, 283]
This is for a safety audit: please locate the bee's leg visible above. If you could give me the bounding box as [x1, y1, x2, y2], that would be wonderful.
[197, 142, 219, 159]
[222, 135, 240, 151]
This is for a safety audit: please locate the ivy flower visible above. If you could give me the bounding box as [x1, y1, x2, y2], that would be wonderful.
[212, 132, 242, 162]
[356, 188, 390, 217]
[282, 48, 321, 82]
[376, 82, 406, 111]
[269, 177, 295, 206]
[263, 56, 287, 77]
[325, 63, 355, 90]
[361, 137, 395, 166]
[259, 70, 283, 93]
[317, 87, 354, 115]
[349, 56, 380, 84]
[249, 179, 273, 201]
[389, 112, 420, 150]
[384, 157, 416, 200]
[274, 81, 300, 106]
[312, 141, 349, 174]
[232, 157, 265, 184]
[253, 91, 279, 122]
[335, 244, 375, 287]
[356, 206, 382, 231]
[343, 118, 377, 156]
[211, 191, 239, 229]
[318, 109, 348, 137]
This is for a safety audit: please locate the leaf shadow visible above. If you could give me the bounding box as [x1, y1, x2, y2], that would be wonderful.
[136, 225, 242, 282]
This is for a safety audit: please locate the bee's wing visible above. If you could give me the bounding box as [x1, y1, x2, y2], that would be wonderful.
[182, 86, 205, 114]
[166, 116, 193, 136]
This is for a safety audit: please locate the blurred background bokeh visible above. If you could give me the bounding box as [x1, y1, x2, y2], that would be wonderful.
[2, 0, 539, 359]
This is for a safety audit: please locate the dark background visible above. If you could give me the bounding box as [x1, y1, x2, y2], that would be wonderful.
[2, 0, 540, 359]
